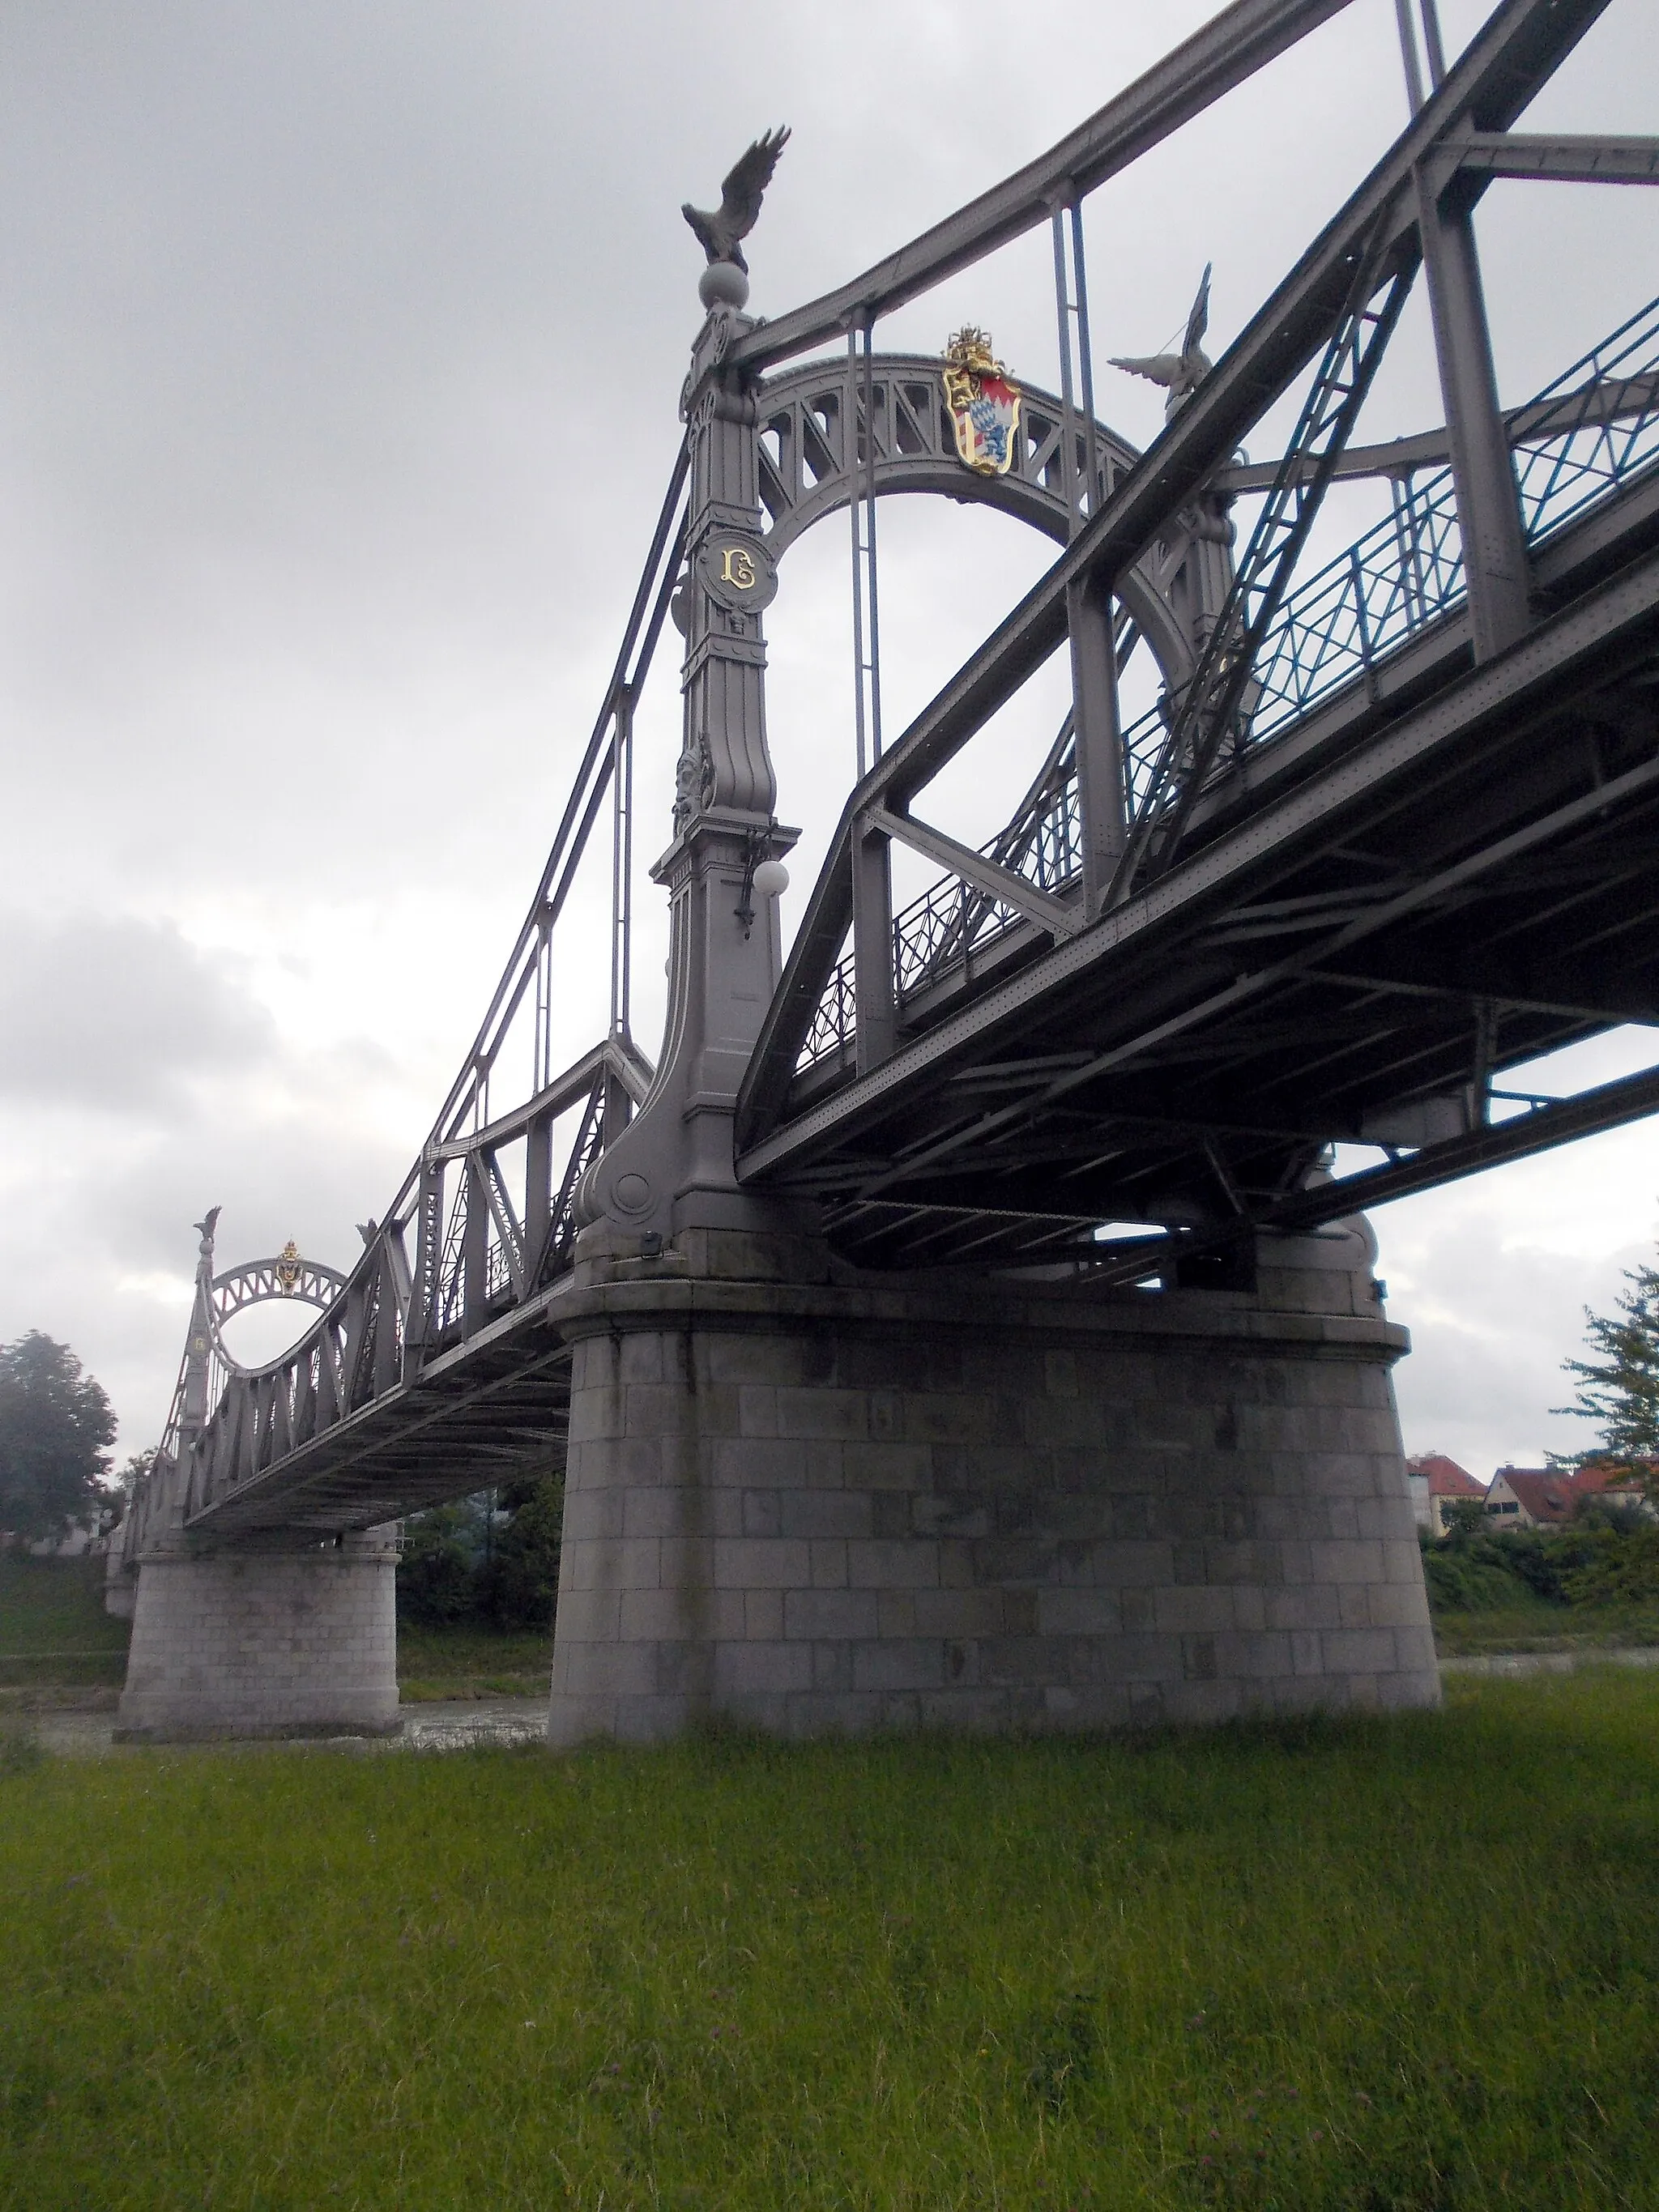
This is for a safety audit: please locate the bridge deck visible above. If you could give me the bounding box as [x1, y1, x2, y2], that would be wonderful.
[181, 465, 1659, 1536]
[188, 1284, 575, 1536]
[736, 465, 1659, 1268]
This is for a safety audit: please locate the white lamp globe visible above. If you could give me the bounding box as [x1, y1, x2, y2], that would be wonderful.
[752, 858, 791, 899]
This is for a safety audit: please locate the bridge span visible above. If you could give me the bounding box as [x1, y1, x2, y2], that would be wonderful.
[116, 0, 1659, 1741]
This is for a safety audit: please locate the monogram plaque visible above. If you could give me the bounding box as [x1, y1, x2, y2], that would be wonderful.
[697, 535, 778, 612]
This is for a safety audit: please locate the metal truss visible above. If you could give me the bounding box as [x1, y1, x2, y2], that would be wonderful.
[163, 432, 689, 1532]
[737, 0, 1652, 1252]
[790, 293, 1659, 1078]
[164, 0, 1659, 1532]
[117, 1246, 348, 1571]
[756, 354, 1202, 696]
[743, 510, 1659, 1266]
[1110, 240, 1419, 898]
[727, 0, 1358, 379]
[758, 355, 1138, 556]
[183, 1036, 650, 1528]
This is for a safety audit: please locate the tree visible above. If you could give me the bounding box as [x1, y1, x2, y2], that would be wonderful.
[394, 1501, 479, 1625]
[0, 1332, 117, 1544]
[479, 1473, 564, 1630]
[394, 1477, 565, 1631]
[1439, 1497, 1487, 1538]
[100, 1447, 159, 1530]
[1556, 1256, 1659, 1494]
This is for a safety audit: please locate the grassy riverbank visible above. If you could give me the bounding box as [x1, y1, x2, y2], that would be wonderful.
[1431, 1594, 1659, 1655]
[11, 1537, 1659, 1708]
[0, 1557, 129, 1692]
[0, 1558, 551, 1700]
[3, 1671, 1657, 2209]
[395, 1621, 552, 1698]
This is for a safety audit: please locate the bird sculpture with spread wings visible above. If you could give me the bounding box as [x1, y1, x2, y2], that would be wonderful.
[1109, 263, 1213, 417]
[682, 127, 791, 273]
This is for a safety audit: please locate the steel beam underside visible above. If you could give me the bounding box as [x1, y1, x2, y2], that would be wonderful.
[186, 1289, 574, 1536]
[738, 491, 1659, 1264]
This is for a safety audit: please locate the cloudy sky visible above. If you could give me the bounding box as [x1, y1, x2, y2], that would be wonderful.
[3, 0, 1657, 1477]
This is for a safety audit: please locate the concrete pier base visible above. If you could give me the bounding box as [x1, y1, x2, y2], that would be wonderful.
[548, 1221, 1438, 1745]
[103, 1539, 137, 1620]
[116, 1527, 400, 1741]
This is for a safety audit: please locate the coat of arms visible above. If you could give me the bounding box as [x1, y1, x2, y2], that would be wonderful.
[275, 1240, 302, 1293]
[941, 328, 1020, 477]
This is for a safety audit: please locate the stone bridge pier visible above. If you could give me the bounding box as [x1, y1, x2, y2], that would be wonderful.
[116, 1525, 400, 1742]
[112, 1214, 402, 1742]
[552, 223, 1438, 1745]
[547, 1216, 1438, 1744]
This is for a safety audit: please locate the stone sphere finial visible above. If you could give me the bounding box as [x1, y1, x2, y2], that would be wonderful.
[699, 262, 750, 313]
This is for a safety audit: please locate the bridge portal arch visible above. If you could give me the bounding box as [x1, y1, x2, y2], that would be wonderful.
[752, 351, 1219, 696]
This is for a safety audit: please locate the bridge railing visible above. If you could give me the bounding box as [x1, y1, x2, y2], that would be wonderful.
[183, 1035, 650, 1518]
[800, 748, 1092, 1071]
[1244, 471, 1465, 748]
[795, 291, 1659, 1074]
[1245, 292, 1659, 749]
[1513, 295, 1659, 542]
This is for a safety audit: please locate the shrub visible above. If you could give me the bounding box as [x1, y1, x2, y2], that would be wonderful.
[1488, 1527, 1577, 1602]
[1425, 1517, 1659, 1613]
[1421, 1541, 1537, 1613]
[1560, 1523, 1659, 1606]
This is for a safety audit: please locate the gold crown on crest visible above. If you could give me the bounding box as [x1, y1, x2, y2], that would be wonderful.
[943, 326, 1003, 377]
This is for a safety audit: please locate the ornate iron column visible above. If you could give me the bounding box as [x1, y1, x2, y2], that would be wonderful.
[578, 257, 799, 1247]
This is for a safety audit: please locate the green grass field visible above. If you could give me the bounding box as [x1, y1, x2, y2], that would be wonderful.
[1431, 1594, 1659, 1655]
[395, 1621, 553, 1698]
[0, 1556, 130, 1690]
[2, 1673, 1657, 2210]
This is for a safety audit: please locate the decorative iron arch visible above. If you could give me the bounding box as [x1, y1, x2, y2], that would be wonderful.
[200, 1251, 348, 1383]
[753, 351, 1202, 691]
[210, 1254, 348, 1328]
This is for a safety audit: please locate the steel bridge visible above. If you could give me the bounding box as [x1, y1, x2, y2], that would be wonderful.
[122, 0, 1659, 1571]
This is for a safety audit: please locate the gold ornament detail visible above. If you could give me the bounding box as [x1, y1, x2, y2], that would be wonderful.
[275, 1240, 302, 1293]
[940, 329, 1021, 477]
[943, 326, 999, 377]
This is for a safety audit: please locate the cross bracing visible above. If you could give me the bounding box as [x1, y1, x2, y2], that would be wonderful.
[783, 301, 1659, 1085]
[124, 0, 1659, 1542]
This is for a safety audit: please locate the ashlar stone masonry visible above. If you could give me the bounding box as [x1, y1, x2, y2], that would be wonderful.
[116, 1528, 399, 1741]
[547, 1217, 1438, 1743]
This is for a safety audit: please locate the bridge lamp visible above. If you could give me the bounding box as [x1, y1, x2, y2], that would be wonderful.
[735, 850, 791, 939]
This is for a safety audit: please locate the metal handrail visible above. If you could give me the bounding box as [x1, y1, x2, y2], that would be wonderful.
[797, 290, 1659, 1073]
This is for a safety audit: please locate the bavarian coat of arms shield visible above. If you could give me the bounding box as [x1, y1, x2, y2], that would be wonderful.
[941, 328, 1021, 476]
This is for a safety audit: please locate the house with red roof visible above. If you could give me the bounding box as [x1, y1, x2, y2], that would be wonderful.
[1405, 1452, 1487, 1536]
[1483, 1462, 1652, 1529]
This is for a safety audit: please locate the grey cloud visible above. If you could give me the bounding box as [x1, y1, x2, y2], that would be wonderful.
[0, 910, 275, 1108]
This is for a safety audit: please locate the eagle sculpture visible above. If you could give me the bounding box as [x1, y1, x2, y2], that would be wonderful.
[1109, 263, 1213, 416]
[682, 127, 791, 273]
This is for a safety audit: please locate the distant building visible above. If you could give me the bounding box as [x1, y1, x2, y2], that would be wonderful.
[1484, 1462, 1653, 1529]
[1405, 1452, 1486, 1536]
[6, 1506, 120, 1559]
